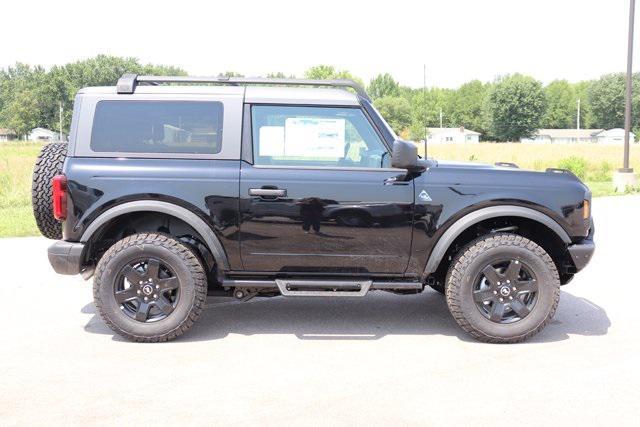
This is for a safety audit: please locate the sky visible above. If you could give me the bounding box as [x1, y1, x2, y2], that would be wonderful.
[0, 0, 637, 89]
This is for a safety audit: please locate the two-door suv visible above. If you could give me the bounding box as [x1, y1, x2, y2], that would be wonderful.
[34, 74, 595, 343]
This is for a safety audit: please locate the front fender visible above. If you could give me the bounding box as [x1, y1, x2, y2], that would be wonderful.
[421, 205, 571, 278]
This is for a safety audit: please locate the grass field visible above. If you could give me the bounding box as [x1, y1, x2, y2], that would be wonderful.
[0, 142, 42, 238]
[0, 141, 638, 238]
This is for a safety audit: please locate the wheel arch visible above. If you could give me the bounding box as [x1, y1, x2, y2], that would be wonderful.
[80, 200, 230, 271]
[422, 205, 571, 279]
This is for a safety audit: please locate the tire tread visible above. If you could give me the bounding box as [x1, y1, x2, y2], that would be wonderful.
[445, 233, 560, 343]
[31, 142, 67, 239]
[93, 233, 207, 343]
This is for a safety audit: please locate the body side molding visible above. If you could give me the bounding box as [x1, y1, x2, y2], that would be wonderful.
[422, 205, 571, 278]
[80, 200, 230, 270]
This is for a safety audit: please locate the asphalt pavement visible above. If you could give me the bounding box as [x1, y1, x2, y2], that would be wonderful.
[1, 196, 639, 426]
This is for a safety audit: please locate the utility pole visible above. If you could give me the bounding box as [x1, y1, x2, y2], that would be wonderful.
[439, 108, 443, 129]
[576, 98, 581, 131]
[615, 0, 637, 191]
[59, 101, 64, 142]
[423, 64, 428, 159]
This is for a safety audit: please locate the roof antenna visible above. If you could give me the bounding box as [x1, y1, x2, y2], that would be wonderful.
[423, 64, 428, 159]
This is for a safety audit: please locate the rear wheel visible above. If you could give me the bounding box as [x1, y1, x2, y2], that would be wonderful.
[93, 233, 207, 342]
[31, 142, 67, 239]
[445, 233, 560, 343]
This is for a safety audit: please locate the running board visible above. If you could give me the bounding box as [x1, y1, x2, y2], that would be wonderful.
[276, 279, 372, 297]
[223, 279, 422, 297]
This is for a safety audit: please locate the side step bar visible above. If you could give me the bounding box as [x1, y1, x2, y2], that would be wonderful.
[223, 279, 422, 297]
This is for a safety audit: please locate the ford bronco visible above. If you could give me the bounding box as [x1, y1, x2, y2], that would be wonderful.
[34, 74, 595, 343]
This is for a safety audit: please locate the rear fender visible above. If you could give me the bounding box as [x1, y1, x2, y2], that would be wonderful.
[80, 200, 230, 271]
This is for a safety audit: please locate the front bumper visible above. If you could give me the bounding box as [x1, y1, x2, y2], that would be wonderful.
[48, 241, 85, 275]
[567, 239, 595, 271]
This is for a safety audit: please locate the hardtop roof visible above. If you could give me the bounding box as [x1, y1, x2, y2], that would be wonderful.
[77, 84, 360, 106]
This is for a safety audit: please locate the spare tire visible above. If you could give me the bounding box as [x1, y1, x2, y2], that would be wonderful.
[32, 142, 67, 239]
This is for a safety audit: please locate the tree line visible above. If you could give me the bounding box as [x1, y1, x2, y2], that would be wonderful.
[0, 55, 637, 141]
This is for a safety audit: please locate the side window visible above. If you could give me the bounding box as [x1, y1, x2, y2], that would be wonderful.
[251, 105, 389, 168]
[91, 101, 223, 154]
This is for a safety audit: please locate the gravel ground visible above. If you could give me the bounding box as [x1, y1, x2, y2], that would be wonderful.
[1, 196, 639, 426]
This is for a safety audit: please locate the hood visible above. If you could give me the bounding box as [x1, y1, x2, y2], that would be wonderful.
[422, 158, 589, 198]
[434, 160, 495, 169]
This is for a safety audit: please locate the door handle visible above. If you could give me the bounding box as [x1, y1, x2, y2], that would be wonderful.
[249, 188, 287, 197]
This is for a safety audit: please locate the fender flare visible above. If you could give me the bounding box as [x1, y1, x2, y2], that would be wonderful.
[422, 205, 571, 277]
[80, 200, 230, 270]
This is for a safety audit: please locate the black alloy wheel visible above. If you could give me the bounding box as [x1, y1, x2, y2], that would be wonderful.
[472, 259, 538, 323]
[114, 258, 181, 323]
[93, 233, 207, 342]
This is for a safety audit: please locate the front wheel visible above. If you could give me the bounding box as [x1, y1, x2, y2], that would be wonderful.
[445, 233, 560, 343]
[93, 233, 207, 342]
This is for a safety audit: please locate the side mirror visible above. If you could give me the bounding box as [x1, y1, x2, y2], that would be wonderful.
[391, 140, 424, 172]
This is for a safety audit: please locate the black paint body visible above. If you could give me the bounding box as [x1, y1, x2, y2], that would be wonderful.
[62, 139, 591, 280]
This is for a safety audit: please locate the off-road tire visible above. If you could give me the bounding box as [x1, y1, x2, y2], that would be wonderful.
[94, 233, 207, 342]
[32, 142, 67, 239]
[445, 233, 560, 343]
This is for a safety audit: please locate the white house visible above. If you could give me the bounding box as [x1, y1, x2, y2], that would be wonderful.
[28, 127, 66, 142]
[0, 128, 17, 142]
[426, 127, 481, 144]
[520, 128, 636, 144]
[593, 128, 636, 144]
[520, 129, 603, 144]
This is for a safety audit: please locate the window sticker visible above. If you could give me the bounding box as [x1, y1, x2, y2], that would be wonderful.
[283, 118, 345, 158]
[258, 126, 285, 156]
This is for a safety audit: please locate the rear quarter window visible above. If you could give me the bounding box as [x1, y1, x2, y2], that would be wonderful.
[90, 101, 223, 154]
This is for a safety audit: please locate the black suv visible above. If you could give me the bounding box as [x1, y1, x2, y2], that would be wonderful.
[34, 74, 595, 343]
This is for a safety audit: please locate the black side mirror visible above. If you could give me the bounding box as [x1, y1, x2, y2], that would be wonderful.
[391, 140, 425, 172]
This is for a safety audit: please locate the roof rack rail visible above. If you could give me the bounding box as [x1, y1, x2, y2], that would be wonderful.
[116, 74, 371, 101]
[546, 167, 577, 178]
[495, 162, 519, 168]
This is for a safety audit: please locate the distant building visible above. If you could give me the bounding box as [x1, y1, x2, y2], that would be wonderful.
[427, 127, 481, 144]
[520, 128, 635, 144]
[0, 128, 17, 142]
[593, 128, 635, 144]
[28, 127, 66, 142]
[520, 129, 603, 144]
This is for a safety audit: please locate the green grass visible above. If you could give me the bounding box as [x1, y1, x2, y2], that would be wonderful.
[0, 142, 43, 237]
[0, 205, 38, 237]
[0, 141, 638, 237]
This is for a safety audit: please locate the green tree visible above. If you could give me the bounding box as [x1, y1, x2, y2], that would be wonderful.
[448, 80, 490, 135]
[574, 80, 595, 129]
[218, 71, 244, 77]
[368, 73, 399, 100]
[587, 73, 640, 129]
[542, 80, 577, 128]
[2, 88, 40, 137]
[407, 87, 455, 140]
[373, 96, 411, 134]
[304, 65, 364, 88]
[486, 74, 546, 141]
[0, 63, 50, 137]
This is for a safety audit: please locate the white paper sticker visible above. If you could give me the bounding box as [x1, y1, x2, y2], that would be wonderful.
[258, 126, 285, 156]
[284, 118, 345, 158]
